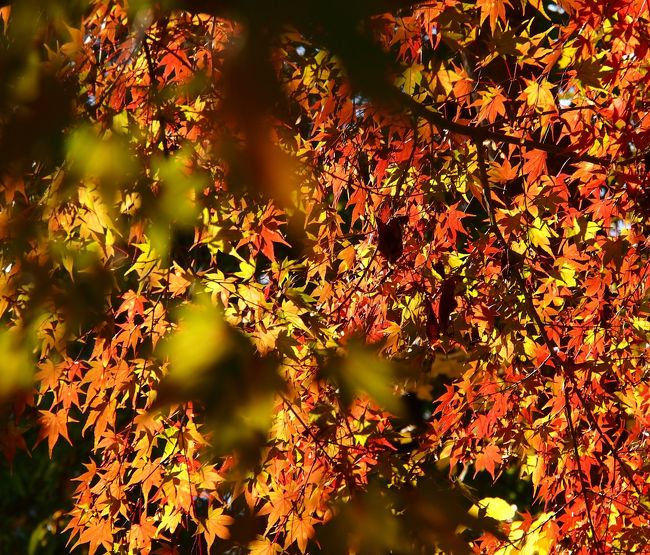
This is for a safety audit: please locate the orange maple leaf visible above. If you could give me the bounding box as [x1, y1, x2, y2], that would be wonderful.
[198, 506, 235, 550]
[285, 513, 316, 554]
[476, 0, 512, 33]
[475, 443, 502, 479]
[73, 517, 114, 555]
[249, 536, 282, 555]
[37, 408, 76, 456]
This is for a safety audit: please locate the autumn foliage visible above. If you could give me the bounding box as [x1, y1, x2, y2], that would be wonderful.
[1, 0, 650, 553]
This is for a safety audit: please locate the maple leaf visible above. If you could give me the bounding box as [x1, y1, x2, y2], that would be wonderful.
[72, 517, 114, 555]
[198, 506, 235, 550]
[285, 513, 316, 554]
[259, 225, 290, 262]
[157, 505, 183, 536]
[35, 359, 64, 391]
[476, 0, 512, 33]
[168, 263, 193, 297]
[528, 216, 555, 255]
[522, 149, 547, 184]
[249, 537, 283, 555]
[60, 24, 83, 58]
[128, 517, 158, 555]
[398, 64, 424, 95]
[475, 444, 502, 479]
[472, 497, 517, 521]
[476, 86, 507, 124]
[522, 78, 556, 112]
[36, 409, 76, 456]
[488, 157, 519, 183]
[439, 203, 469, 243]
[116, 290, 146, 321]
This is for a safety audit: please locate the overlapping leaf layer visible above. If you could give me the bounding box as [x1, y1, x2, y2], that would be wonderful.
[1, 0, 649, 553]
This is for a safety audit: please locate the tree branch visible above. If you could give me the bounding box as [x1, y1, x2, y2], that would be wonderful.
[398, 89, 607, 166]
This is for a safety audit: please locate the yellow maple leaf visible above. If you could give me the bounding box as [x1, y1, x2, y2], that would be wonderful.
[528, 217, 554, 255]
[523, 79, 556, 112]
[249, 536, 282, 555]
[470, 497, 517, 521]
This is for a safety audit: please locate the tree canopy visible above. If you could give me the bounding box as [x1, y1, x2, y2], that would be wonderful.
[1, 0, 650, 553]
